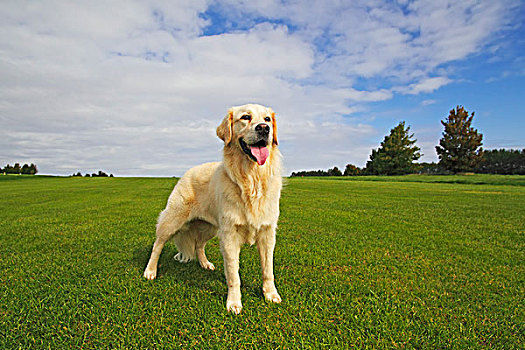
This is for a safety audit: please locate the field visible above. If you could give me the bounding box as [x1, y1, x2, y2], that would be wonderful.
[0, 174, 523, 349]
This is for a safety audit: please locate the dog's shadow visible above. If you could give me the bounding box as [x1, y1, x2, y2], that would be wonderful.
[132, 243, 263, 300]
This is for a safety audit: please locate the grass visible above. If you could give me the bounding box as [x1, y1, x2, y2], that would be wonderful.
[0, 174, 523, 349]
[312, 173, 525, 186]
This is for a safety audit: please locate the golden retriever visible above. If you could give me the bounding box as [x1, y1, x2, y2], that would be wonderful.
[144, 104, 282, 314]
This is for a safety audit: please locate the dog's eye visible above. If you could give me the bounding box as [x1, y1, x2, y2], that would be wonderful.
[264, 117, 271, 122]
[240, 114, 251, 121]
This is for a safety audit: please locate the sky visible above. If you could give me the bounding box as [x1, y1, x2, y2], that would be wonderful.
[1, 0, 524, 176]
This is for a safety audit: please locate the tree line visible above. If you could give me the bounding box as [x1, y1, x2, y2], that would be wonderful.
[1, 163, 38, 175]
[292, 106, 525, 177]
[1, 164, 116, 177]
[71, 171, 114, 177]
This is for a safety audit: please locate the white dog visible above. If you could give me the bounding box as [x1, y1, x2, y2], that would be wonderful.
[144, 104, 283, 314]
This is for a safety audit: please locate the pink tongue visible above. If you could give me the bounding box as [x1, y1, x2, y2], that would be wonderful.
[250, 146, 269, 165]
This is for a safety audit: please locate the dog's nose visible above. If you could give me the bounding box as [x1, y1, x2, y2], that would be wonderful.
[255, 123, 270, 135]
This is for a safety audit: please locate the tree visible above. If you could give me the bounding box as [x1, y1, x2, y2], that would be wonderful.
[344, 164, 361, 176]
[474, 149, 525, 175]
[327, 166, 342, 176]
[414, 162, 442, 175]
[436, 106, 483, 173]
[1, 163, 37, 175]
[29, 163, 38, 175]
[13, 163, 21, 174]
[364, 121, 421, 175]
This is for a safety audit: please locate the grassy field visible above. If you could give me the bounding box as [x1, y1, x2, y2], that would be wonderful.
[0, 174, 523, 349]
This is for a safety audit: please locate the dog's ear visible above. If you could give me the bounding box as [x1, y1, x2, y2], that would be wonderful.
[216, 109, 234, 145]
[271, 110, 278, 146]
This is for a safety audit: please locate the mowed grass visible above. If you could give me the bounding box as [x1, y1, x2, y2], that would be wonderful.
[0, 175, 523, 349]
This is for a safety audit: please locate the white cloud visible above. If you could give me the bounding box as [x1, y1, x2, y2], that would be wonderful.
[421, 99, 437, 106]
[0, 0, 519, 175]
[400, 77, 453, 95]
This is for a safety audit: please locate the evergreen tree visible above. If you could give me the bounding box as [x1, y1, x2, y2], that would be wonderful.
[29, 163, 38, 175]
[436, 106, 483, 173]
[365, 121, 421, 175]
[474, 149, 525, 175]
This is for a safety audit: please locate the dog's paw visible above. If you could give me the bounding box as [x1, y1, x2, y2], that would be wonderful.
[226, 299, 243, 315]
[264, 291, 282, 304]
[199, 261, 215, 270]
[174, 252, 190, 263]
[143, 268, 157, 280]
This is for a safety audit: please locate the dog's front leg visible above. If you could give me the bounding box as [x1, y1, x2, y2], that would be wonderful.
[257, 226, 282, 304]
[219, 229, 243, 314]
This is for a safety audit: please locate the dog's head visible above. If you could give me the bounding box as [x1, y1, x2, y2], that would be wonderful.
[216, 104, 278, 166]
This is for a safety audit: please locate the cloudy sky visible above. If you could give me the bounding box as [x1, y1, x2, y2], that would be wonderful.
[1, 0, 524, 176]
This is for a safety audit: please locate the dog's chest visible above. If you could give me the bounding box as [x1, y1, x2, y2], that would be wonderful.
[245, 186, 279, 225]
[236, 222, 269, 246]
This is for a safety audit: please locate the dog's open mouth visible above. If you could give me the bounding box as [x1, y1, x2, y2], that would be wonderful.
[240, 138, 269, 166]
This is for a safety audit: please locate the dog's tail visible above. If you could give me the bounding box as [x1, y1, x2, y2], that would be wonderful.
[171, 225, 196, 263]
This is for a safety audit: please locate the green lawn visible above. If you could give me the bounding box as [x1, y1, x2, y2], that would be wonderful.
[1, 175, 523, 349]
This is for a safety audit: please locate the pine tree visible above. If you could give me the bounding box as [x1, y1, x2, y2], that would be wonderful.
[436, 106, 483, 173]
[365, 121, 421, 175]
[474, 149, 525, 175]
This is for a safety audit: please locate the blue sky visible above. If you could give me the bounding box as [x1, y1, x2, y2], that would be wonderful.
[1, 0, 524, 176]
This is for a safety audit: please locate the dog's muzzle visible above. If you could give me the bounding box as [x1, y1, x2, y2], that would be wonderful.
[240, 138, 269, 166]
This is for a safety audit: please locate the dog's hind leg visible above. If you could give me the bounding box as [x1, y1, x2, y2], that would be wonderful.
[193, 221, 217, 270]
[144, 204, 189, 280]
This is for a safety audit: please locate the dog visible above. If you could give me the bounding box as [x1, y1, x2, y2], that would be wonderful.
[143, 104, 283, 314]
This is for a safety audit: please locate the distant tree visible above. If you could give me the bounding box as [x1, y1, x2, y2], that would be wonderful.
[13, 163, 21, 174]
[291, 169, 331, 177]
[85, 173, 91, 177]
[365, 121, 421, 175]
[72, 172, 82, 177]
[109, 174, 114, 177]
[291, 170, 325, 177]
[328, 166, 342, 176]
[436, 106, 483, 173]
[474, 149, 525, 175]
[21, 164, 30, 174]
[344, 164, 361, 176]
[2, 163, 37, 175]
[414, 162, 442, 175]
[89, 170, 110, 177]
